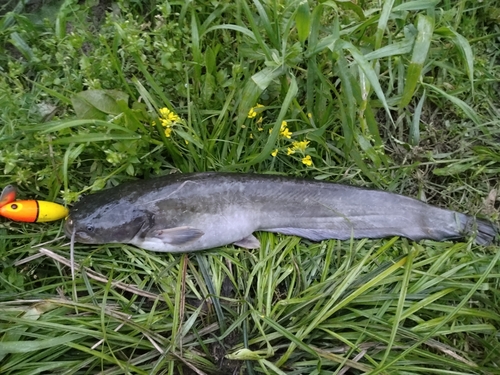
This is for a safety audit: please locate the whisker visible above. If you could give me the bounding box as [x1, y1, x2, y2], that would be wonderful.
[70, 227, 76, 281]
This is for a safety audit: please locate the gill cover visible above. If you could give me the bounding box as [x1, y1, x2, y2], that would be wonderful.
[65, 201, 154, 244]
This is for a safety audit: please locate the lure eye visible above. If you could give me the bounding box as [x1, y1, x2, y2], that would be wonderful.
[11, 204, 18, 210]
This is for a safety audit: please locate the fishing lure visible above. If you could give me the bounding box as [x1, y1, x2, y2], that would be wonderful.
[0, 185, 69, 223]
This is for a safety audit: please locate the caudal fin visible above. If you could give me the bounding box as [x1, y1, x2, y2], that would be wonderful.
[467, 218, 499, 245]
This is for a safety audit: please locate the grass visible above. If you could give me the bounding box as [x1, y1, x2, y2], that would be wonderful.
[0, 0, 499, 373]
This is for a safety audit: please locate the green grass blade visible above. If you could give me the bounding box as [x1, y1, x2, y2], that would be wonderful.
[435, 26, 475, 94]
[337, 40, 393, 123]
[203, 24, 257, 40]
[424, 82, 481, 125]
[375, 0, 395, 50]
[409, 88, 426, 145]
[400, 14, 434, 108]
[9, 31, 34, 61]
[0, 334, 83, 354]
[393, 0, 440, 12]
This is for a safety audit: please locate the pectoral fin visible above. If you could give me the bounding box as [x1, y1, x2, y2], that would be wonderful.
[233, 234, 260, 249]
[152, 226, 204, 245]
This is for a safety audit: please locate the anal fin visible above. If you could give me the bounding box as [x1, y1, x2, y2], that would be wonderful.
[233, 234, 260, 249]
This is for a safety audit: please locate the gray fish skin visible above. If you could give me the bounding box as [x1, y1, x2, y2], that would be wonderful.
[64, 172, 498, 252]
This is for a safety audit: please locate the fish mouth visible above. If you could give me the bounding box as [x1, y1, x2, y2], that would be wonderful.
[63, 216, 92, 243]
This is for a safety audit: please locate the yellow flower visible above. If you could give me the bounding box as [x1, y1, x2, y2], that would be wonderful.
[287, 148, 295, 155]
[248, 104, 264, 119]
[249, 133, 254, 139]
[280, 127, 292, 139]
[271, 149, 278, 157]
[164, 127, 172, 137]
[159, 107, 181, 126]
[292, 140, 310, 152]
[302, 155, 313, 166]
[307, 112, 312, 119]
[257, 116, 263, 124]
[170, 114, 181, 123]
[268, 120, 293, 138]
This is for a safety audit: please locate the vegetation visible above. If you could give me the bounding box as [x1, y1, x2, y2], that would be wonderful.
[0, 0, 499, 373]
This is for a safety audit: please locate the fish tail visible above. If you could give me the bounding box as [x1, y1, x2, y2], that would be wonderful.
[462, 216, 499, 245]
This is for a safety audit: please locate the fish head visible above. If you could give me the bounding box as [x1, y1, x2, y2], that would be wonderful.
[64, 196, 153, 244]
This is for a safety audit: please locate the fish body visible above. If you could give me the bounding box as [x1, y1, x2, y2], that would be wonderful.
[64, 173, 498, 251]
[0, 185, 69, 223]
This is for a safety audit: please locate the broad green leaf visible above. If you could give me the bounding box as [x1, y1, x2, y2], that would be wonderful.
[251, 66, 285, 90]
[295, 1, 311, 43]
[400, 15, 434, 108]
[72, 90, 129, 119]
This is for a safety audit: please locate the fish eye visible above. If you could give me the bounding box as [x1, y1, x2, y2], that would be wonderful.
[86, 225, 94, 232]
[11, 204, 18, 210]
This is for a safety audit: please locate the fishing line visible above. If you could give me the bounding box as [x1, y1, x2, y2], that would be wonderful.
[144, 180, 198, 204]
